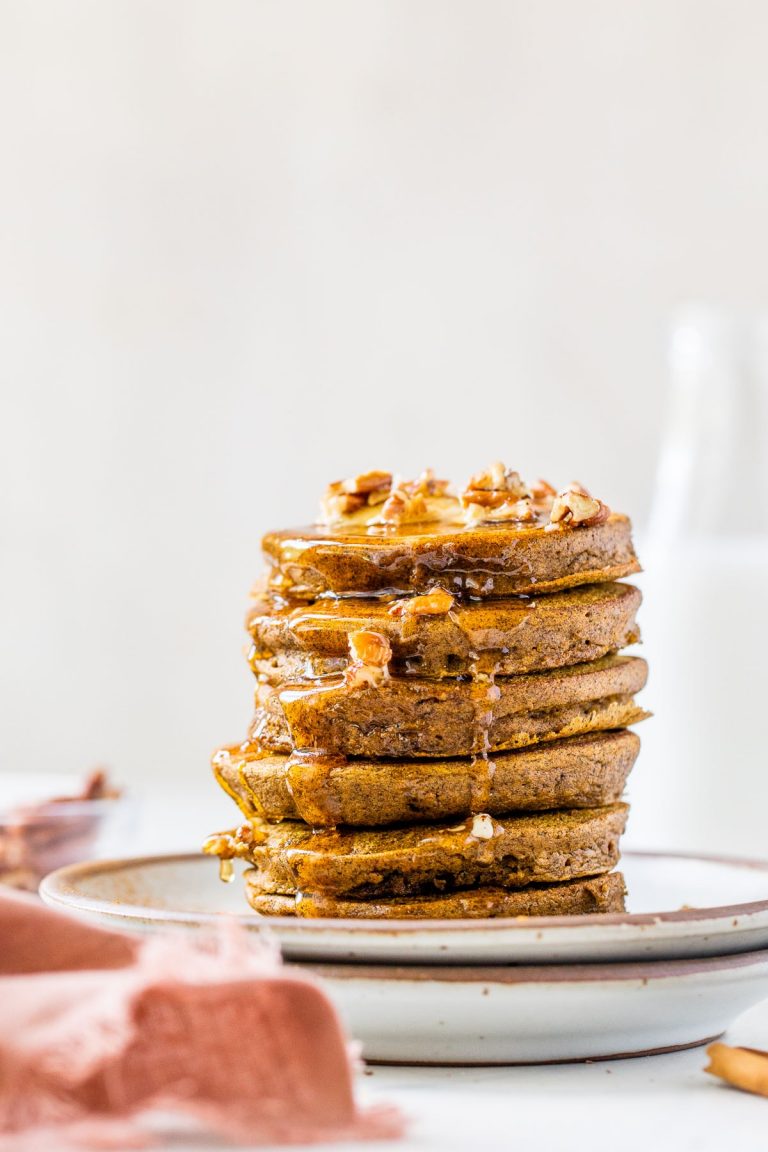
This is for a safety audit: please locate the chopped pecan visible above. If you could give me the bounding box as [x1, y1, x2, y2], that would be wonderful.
[463, 496, 536, 525]
[370, 486, 430, 526]
[531, 478, 557, 499]
[549, 483, 610, 527]
[320, 471, 393, 523]
[320, 485, 366, 520]
[348, 630, 392, 665]
[202, 832, 237, 859]
[344, 664, 383, 689]
[202, 831, 242, 862]
[705, 1043, 768, 1098]
[407, 468, 452, 498]
[389, 587, 455, 620]
[469, 813, 495, 840]
[344, 629, 392, 688]
[460, 462, 530, 508]
[341, 470, 392, 496]
[202, 823, 262, 861]
[460, 463, 534, 523]
[530, 478, 557, 506]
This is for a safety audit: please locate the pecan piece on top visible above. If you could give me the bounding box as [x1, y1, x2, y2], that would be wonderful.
[341, 470, 392, 500]
[460, 462, 535, 523]
[460, 462, 531, 508]
[407, 468, 452, 498]
[320, 471, 393, 523]
[530, 478, 557, 506]
[371, 487, 428, 525]
[371, 468, 454, 525]
[549, 483, 610, 527]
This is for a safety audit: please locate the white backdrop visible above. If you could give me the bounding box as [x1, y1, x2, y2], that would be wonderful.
[2, 2, 768, 836]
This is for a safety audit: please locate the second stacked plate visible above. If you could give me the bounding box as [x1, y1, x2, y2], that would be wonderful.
[40, 848, 768, 1063]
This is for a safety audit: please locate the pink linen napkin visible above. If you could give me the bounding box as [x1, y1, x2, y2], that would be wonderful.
[0, 887, 402, 1148]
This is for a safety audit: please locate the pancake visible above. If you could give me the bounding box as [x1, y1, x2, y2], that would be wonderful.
[214, 730, 640, 827]
[249, 655, 649, 759]
[248, 582, 642, 682]
[211, 804, 628, 898]
[262, 512, 639, 601]
[246, 871, 626, 918]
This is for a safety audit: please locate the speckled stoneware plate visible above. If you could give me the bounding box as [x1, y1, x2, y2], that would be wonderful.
[40, 850, 768, 966]
[302, 949, 768, 1063]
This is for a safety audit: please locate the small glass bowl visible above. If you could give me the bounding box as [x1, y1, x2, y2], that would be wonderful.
[0, 773, 136, 892]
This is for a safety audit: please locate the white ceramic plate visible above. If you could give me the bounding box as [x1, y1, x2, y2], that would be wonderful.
[303, 949, 768, 1063]
[40, 849, 768, 965]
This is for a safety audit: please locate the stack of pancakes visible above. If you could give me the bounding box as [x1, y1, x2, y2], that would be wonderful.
[206, 466, 648, 919]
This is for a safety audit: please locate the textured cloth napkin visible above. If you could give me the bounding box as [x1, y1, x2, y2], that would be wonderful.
[0, 886, 402, 1148]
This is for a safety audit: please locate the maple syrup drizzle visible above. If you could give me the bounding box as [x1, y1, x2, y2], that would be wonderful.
[212, 741, 271, 819]
[283, 750, 347, 828]
[249, 707, 270, 746]
[467, 655, 501, 814]
[203, 821, 264, 883]
[237, 757, 269, 820]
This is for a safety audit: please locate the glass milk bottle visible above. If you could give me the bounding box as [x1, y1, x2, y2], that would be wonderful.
[628, 307, 768, 858]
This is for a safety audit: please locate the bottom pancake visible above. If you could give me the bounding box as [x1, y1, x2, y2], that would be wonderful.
[246, 871, 626, 919]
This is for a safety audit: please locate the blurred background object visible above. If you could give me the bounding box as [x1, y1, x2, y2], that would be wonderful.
[1, 1, 767, 850]
[631, 307, 768, 856]
[0, 769, 133, 889]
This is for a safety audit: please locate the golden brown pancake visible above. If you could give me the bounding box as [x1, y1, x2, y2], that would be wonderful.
[214, 730, 640, 827]
[250, 655, 649, 759]
[247, 871, 627, 918]
[262, 513, 639, 601]
[221, 804, 628, 898]
[248, 582, 642, 682]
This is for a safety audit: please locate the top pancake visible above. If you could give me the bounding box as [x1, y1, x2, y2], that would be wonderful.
[262, 512, 638, 601]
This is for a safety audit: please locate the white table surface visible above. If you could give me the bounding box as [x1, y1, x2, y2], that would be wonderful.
[161, 1006, 768, 1152]
[135, 794, 768, 1152]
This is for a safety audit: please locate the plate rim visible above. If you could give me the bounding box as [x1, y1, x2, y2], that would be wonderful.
[306, 946, 768, 982]
[39, 848, 768, 934]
